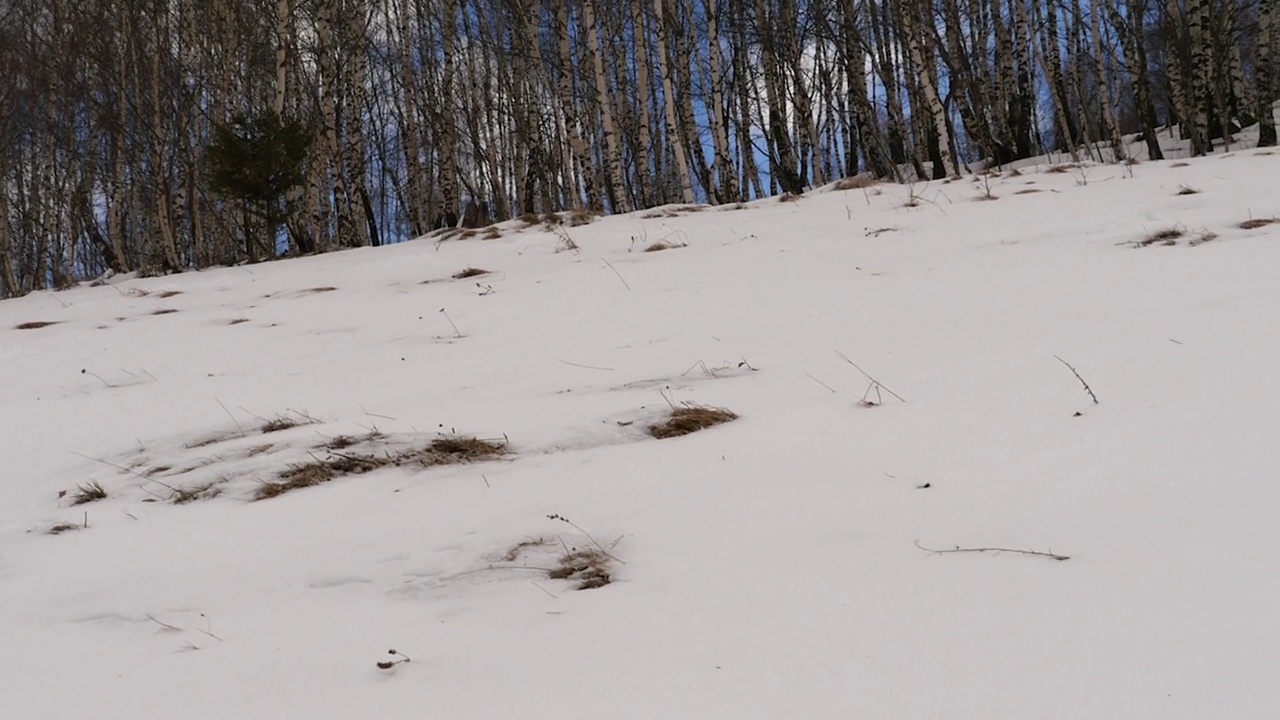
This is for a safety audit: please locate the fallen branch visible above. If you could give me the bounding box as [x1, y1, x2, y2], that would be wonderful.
[915, 540, 1070, 561]
[1054, 355, 1098, 404]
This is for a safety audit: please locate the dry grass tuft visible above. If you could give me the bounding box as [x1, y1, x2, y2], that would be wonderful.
[261, 416, 302, 433]
[1176, 185, 1201, 195]
[481, 227, 501, 240]
[425, 435, 506, 459]
[47, 523, 82, 535]
[1045, 163, 1075, 173]
[16, 321, 60, 330]
[171, 480, 224, 504]
[227, 318, 250, 325]
[71, 481, 107, 506]
[1138, 226, 1186, 247]
[548, 548, 613, 590]
[566, 209, 594, 227]
[649, 405, 738, 439]
[257, 463, 335, 499]
[255, 434, 506, 499]
[1189, 230, 1219, 246]
[151, 308, 179, 315]
[832, 176, 879, 191]
[779, 192, 802, 203]
[452, 267, 491, 279]
[1014, 188, 1043, 195]
[1238, 217, 1278, 230]
[518, 212, 540, 226]
[301, 286, 338, 294]
[644, 240, 684, 252]
[1170, 162, 1191, 167]
[156, 290, 182, 298]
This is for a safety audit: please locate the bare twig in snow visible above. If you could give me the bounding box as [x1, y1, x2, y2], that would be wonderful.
[1054, 355, 1098, 404]
[915, 540, 1069, 561]
[602, 260, 631, 291]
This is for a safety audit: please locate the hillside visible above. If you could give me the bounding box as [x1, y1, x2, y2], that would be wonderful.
[2, 146, 1279, 719]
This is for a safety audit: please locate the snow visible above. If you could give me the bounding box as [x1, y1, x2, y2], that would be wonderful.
[2, 145, 1279, 718]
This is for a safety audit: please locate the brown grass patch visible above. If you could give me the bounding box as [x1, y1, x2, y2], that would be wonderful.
[649, 405, 738, 439]
[779, 193, 802, 203]
[1170, 162, 1191, 167]
[15, 321, 59, 330]
[1014, 189, 1043, 195]
[566, 209, 594, 227]
[302, 286, 337, 294]
[70, 481, 107, 506]
[1238, 217, 1278, 230]
[548, 548, 613, 590]
[47, 523, 82, 535]
[254, 434, 507, 499]
[156, 290, 182, 298]
[261, 416, 302, 433]
[171, 480, 224, 504]
[452, 267, 491, 279]
[1176, 185, 1201, 195]
[151, 308, 179, 315]
[227, 318, 250, 325]
[481, 227, 501, 240]
[246, 443, 274, 457]
[1045, 164, 1075, 173]
[1138, 226, 1186, 247]
[644, 240, 684, 252]
[833, 176, 879, 191]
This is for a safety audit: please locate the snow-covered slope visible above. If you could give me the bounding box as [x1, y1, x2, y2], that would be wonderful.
[2, 148, 1278, 719]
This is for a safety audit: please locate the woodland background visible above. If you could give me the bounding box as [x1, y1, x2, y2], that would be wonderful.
[0, 0, 1274, 296]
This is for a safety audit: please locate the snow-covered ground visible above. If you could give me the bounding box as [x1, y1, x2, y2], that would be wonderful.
[2, 143, 1279, 719]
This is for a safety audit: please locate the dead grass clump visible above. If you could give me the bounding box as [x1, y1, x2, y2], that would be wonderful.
[151, 308, 179, 315]
[227, 318, 250, 325]
[549, 548, 612, 590]
[246, 443, 274, 457]
[1238, 217, 1278, 230]
[156, 290, 182, 298]
[424, 435, 506, 460]
[649, 405, 738, 439]
[1176, 185, 1201, 195]
[257, 463, 336, 499]
[1046, 163, 1075, 173]
[302, 286, 338, 294]
[255, 434, 506, 500]
[452, 267, 491, 279]
[644, 240, 684, 252]
[47, 523, 82, 535]
[1015, 188, 1043, 195]
[1189, 230, 1219, 246]
[833, 176, 878, 191]
[566, 209, 594, 227]
[481, 227, 501, 240]
[779, 192, 802, 203]
[16, 321, 60, 330]
[1138, 226, 1186, 247]
[171, 480, 224, 504]
[71, 481, 108, 506]
[518, 212, 540, 226]
[261, 416, 302, 433]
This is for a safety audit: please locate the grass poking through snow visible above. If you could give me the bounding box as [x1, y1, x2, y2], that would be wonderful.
[649, 405, 738, 439]
[255, 434, 507, 500]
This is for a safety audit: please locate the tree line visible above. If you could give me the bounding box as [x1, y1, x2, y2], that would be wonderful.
[1, 0, 1275, 297]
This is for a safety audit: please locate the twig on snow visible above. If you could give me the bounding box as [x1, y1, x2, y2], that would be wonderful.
[914, 540, 1070, 561]
[836, 351, 906, 403]
[1054, 354, 1098, 404]
[602, 260, 631, 291]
